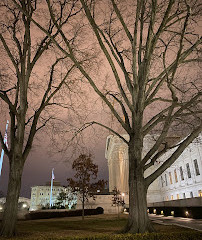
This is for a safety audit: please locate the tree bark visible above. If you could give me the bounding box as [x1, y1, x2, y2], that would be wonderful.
[82, 192, 84, 220]
[0, 157, 24, 237]
[124, 136, 154, 233]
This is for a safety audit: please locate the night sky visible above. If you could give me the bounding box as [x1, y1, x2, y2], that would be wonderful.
[0, 0, 201, 201]
[0, 131, 109, 198]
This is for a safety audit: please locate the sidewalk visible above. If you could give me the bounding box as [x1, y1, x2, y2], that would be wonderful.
[149, 214, 202, 232]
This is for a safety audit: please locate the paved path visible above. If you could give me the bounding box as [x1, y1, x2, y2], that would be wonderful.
[149, 214, 202, 232]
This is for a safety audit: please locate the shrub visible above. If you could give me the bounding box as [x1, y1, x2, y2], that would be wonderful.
[54, 232, 202, 240]
[96, 207, 104, 214]
[26, 208, 104, 220]
[45, 232, 202, 240]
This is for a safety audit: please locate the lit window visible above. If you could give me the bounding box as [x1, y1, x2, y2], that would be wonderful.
[186, 163, 191, 178]
[174, 169, 178, 183]
[177, 194, 179, 199]
[169, 172, 173, 184]
[165, 174, 168, 186]
[194, 159, 200, 176]
[180, 166, 184, 181]
[190, 192, 193, 198]
[171, 195, 174, 200]
[199, 190, 202, 197]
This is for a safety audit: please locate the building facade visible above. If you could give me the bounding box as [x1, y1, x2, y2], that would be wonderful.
[30, 181, 77, 211]
[158, 135, 202, 201]
[105, 134, 202, 204]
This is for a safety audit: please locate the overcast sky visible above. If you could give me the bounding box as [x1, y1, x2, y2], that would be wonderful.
[0, 130, 108, 198]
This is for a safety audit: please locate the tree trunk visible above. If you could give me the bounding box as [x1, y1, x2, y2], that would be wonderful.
[124, 136, 154, 233]
[82, 192, 85, 220]
[0, 158, 24, 237]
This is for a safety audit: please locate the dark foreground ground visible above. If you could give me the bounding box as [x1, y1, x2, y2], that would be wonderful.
[0, 214, 202, 240]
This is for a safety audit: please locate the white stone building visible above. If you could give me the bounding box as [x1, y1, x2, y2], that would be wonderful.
[158, 135, 202, 201]
[105, 134, 202, 204]
[30, 181, 77, 211]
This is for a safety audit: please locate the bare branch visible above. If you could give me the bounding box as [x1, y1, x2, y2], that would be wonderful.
[145, 124, 202, 186]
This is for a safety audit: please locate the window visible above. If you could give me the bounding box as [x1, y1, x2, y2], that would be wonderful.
[106, 138, 111, 151]
[177, 194, 179, 200]
[166, 196, 169, 201]
[194, 159, 200, 176]
[169, 172, 173, 184]
[165, 174, 168, 186]
[174, 169, 178, 183]
[186, 163, 191, 178]
[171, 195, 174, 200]
[183, 193, 186, 199]
[161, 176, 164, 187]
[180, 166, 184, 180]
[190, 192, 193, 198]
[199, 190, 202, 197]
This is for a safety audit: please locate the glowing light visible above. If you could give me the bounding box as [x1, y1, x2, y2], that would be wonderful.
[171, 211, 174, 216]
[122, 193, 125, 197]
[22, 203, 27, 208]
[161, 210, 164, 215]
[153, 209, 156, 214]
[0, 206, 3, 211]
[185, 211, 189, 216]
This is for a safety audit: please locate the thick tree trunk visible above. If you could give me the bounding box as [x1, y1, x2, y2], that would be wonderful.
[0, 158, 23, 237]
[124, 136, 154, 233]
[82, 192, 85, 220]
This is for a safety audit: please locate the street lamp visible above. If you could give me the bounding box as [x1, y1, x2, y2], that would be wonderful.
[22, 203, 27, 209]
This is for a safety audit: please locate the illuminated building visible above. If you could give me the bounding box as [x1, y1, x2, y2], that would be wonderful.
[30, 181, 77, 211]
[105, 134, 202, 204]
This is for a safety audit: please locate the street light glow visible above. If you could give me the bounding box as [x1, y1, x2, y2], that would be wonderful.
[22, 203, 27, 208]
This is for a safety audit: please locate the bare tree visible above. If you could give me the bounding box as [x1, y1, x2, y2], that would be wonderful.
[111, 187, 125, 219]
[67, 153, 106, 220]
[0, 0, 84, 237]
[13, 0, 202, 234]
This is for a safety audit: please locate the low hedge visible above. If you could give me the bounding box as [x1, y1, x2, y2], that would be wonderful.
[26, 207, 104, 220]
[46, 232, 202, 240]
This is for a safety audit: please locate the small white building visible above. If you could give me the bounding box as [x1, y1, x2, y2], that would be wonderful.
[30, 181, 77, 211]
[105, 133, 202, 204]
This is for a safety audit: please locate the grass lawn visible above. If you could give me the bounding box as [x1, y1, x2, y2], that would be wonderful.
[0, 214, 200, 240]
